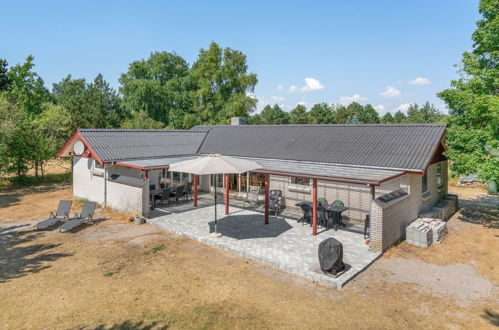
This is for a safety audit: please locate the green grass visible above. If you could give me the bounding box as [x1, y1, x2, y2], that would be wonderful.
[143, 244, 165, 255]
[0, 172, 71, 191]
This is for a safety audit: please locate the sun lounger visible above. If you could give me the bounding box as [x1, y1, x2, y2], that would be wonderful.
[59, 201, 97, 232]
[35, 200, 72, 230]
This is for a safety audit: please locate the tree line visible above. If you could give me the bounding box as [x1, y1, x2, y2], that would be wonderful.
[0, 42, 258, 179]
[249, 102, 446, 125]
[1, 0, 496, 187]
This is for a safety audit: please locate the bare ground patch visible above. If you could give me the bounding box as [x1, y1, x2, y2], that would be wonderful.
[0, 183, 498, 329]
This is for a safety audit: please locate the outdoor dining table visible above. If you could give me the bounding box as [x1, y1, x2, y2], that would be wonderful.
[296, 202, 349, 230]
[322, 205, 349, 231]
[150, 184, 186, 209]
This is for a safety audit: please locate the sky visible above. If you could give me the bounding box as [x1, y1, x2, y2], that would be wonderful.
[0, 0, 480, 114]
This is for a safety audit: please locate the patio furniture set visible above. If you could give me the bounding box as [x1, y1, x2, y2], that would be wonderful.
[150, 182, 193, 208]
[295, 199, 350, 231]
[35, 200, 97, 232]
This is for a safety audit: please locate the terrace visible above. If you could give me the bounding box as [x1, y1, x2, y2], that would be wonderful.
[149, 195, 381, 288]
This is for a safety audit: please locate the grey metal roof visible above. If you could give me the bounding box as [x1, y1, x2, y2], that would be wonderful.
[107, 174, 146, 188]
[246, 157, 404, 184]
[79, 129, 207, 162]
[195, 124, 446, 171]
[116, 156, 197, 169]
[117, 155, 403, 184]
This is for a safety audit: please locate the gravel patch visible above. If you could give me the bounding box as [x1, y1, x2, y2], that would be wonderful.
[379, 258, 493, 306]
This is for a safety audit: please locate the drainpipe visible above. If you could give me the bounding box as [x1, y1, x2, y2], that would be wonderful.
[104, 166, 107, 207]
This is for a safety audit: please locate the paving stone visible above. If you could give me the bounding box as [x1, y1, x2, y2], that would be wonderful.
[149, 204, 381, 288]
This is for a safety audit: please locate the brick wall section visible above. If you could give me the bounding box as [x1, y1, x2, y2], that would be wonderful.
[270, 173, 411, 222]
[106, 165, 147, 216]
[73, 156, 105, 204]
[107, 181, 143, 215]
[370, 173, 424, 252]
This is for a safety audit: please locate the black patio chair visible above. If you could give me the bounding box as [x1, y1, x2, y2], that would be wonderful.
[364, 214, 370, 239]
[269, 190, 282, 216]
[318, 207, 327, 227]
[183, 182, 193, 202]
[175, 186, 184, 204]
[160, 188, 171, 206]
[296, 202, 312, 225]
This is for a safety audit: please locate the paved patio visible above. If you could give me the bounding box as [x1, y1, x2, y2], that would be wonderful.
[149, 200, 381, 288]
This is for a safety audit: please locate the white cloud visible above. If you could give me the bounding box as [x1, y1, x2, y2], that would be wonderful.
[374, 104, 385, 112]
[301, 78, 325, 91]
[380, 86, 401, 98]
[289, 78, 325, 92]
[394, 103, 411, 112]
[271, 95, 285, 102]
[409, 77, 431, 85]
[339, 94, 368, 105]
[277, 84, 284, 91]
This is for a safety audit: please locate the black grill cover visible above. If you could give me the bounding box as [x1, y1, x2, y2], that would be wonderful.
[318, 237, 345, 274]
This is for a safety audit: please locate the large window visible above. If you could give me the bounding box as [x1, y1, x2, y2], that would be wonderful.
[290, 177, 310, 186]
[436, 163, 443, 189]
[422, 171, 429, 195]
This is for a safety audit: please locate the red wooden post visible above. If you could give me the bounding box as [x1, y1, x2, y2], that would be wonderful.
[193, 174, 198, 207]
[225, 174, 229, 215]
[312, 178, 318, 235]
[264, 174, 269, 224]
[370, 184, 376, 200]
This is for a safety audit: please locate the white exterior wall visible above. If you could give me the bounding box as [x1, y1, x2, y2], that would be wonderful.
[106, 165, 145, 216]
[420, 161, 448, 213]
[72, 156, 105, 204]
[369, 174, 422, 252]
[107, 181, 143, 215]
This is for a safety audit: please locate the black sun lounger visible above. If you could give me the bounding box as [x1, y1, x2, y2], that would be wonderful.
[59, 201, 97, 232]
[35, 200, 72, 230]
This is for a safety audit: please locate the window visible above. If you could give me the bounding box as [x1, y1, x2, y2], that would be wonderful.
[94, 160, 104, 170]
[290, 177, 310, 186]
[422, 171, 429, 195]
[436, 163, 443, 189]
[172, 172, 181, 183]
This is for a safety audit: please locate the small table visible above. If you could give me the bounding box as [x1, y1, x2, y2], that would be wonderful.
[323, 205, 349, 230]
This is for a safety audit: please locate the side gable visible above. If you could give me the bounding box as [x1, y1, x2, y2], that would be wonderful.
[57, 130, 104, 164]
[58, 129, 208, 163]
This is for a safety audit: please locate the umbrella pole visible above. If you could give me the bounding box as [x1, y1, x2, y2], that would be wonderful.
[214, 174, 217, 233]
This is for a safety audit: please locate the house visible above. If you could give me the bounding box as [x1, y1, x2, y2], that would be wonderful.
[57, 121, 451, 252]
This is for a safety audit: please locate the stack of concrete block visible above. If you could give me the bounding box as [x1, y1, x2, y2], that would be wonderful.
[420, 218, 448, 243]
[406, 220, 432, 247]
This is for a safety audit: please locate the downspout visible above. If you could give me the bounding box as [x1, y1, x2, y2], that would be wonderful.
[104, 165, 108, 207]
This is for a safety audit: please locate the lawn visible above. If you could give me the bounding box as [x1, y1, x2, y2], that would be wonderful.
[0, 173, 498, 329]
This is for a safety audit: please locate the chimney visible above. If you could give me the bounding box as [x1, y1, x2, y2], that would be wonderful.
[231, 117, 246, 125]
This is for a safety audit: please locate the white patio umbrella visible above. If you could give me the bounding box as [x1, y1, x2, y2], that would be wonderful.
[168, 154, 262, 237]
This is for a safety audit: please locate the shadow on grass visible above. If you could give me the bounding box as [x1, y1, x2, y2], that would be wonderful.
[457, 206, 499, 229]
[0, 229, 73, 283]
[481, 309, 499, 327]
[86, 320, 169, 330]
